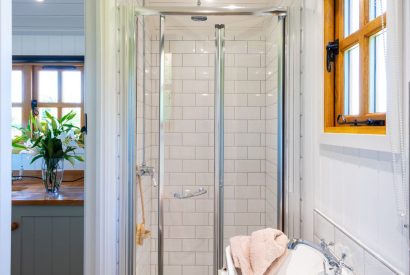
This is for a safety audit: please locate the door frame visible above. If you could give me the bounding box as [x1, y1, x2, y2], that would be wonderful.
[0, 0, 12, 273]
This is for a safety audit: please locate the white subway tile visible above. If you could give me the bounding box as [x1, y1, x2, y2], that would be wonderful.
[195, 94, 213, 106]
[170, 41, 196, 53]
[183, 160, 209, 172]
[225, 67, 248, 81]
[225, 94, 248, 106]
[225, 41, 248, 53]
[235, 81, 261, 93]
[183, 80, 209, 93]
[235, 107, 261, 120]
[235, 54, 261, 67]
[183, 133, 209, 146]
[170, 146, 195, 159]
[235, 186, 261, 199]
[172, 67, 196, 80]
[183, 54, 208, 66]
[235, 133, 261, 146]
[196, 41, 215, 53]
[183, 107, 209, 120]
[248, 41, 265, 54]
[235, 160, 261, 172]
[248, 68, 266, 81]
[247, 199, 266, 212]
[234, 213, 261, 225]
[196, 67, 214, 80]
[195, 120, 213, 133]
[169, 252, 196, 265]
[183, 213, 209, 226]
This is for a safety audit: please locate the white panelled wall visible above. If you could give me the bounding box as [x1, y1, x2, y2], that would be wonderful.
[12, 35, 84, 56]
[302, 0, 409, 274]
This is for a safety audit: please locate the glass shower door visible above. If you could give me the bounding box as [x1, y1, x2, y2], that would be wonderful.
[161, 15, 216, 275]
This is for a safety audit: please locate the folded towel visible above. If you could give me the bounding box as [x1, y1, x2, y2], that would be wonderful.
[230, 228, 289, 275]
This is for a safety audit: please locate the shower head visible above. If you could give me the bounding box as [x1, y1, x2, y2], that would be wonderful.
[191, 15, 208, 22]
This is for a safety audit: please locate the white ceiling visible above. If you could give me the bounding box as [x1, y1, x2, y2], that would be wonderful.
[12, 0, 84, 35]
[147, 0, 290, 8]
[12, 0, 294, 36]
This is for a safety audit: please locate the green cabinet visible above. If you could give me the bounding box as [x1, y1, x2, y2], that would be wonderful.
[11, 206, 84, 275]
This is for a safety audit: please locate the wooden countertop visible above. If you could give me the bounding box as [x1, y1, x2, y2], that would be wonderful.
[12, 171, 84, 206]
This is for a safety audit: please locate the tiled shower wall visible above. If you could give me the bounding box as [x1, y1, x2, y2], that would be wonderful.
[138, 16, 281, 275]
[135, 16, 154, 275]
[265, 17, 280, 228]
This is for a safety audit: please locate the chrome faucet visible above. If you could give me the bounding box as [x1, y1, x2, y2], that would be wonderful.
[288, 239, 353, 275]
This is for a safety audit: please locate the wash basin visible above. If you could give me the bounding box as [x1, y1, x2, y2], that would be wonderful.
[277, 244, 354, 275]
[225, 244, 354, 275]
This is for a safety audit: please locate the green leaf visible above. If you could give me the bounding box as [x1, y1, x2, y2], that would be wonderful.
[30, 155, 43, 165]
[64, 156, 75, 166]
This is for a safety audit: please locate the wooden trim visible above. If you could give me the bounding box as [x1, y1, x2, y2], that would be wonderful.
[325, 126, 386, 135]
[324, 0, 336, 128]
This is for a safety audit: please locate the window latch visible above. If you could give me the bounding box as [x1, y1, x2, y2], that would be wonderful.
[31, 100, 39, 116]
[326, 39, 339, 72]
[337, 114, 385, 126]
[81, 113, 88, 135]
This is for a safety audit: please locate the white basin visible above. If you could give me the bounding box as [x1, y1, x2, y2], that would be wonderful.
[224, 245, 354, 275]
[277, 245, 354, 275]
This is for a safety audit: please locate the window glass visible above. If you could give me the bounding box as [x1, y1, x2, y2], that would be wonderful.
[38, 71, 58, 103]
[344, 0, 360, 37]
[344, 44, 360, 115]
[62, 108, 82, 128]
[369, 0, 386, 20]
[12, 70, 23, 103]
[11, 107, 22, 138]
[369, 30, 387, 113]
[38, 107, 58, 122]
[62, 71, 82, 103]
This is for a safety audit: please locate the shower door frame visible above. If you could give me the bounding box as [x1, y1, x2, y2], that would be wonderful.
[134, 7, 288, 275]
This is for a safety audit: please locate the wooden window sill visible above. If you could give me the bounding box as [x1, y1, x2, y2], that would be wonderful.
[324, 126, 386, 135]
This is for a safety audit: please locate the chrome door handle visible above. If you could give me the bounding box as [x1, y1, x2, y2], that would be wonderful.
[173, 187, 207, 199]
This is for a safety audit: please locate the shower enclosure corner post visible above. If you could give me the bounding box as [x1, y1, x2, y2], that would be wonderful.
[214, 23, 225, 274]
[277, 15, 286, 233]
[158, 14, 165, 275]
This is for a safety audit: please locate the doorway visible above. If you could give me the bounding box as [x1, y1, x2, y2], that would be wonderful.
[131, 8, 287, 275]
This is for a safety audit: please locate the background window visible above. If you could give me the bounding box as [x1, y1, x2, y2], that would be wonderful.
[11, 63, 84, 139]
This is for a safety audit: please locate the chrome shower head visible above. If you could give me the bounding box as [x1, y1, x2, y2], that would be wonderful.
[191, 16, 208, 22]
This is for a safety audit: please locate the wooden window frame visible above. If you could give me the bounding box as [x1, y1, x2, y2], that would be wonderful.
[12, 63, 84, 128]
[324, 0, 387, 134]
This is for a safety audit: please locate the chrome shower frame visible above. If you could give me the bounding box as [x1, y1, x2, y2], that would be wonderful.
[133, 6, 288, 275]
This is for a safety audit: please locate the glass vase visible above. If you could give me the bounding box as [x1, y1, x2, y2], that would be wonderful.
[41, 158, 64, 193]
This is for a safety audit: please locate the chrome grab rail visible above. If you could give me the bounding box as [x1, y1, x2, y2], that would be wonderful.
[173, 187, 207, 199]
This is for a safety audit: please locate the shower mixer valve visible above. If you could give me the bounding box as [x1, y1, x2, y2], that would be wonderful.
[137, 164, 157, 187]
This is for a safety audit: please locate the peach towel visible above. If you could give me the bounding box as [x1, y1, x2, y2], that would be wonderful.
[230, 228, 289, 275]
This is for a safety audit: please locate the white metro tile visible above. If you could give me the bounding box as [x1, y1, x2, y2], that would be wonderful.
[170, 41, 196, 53]
[334, 229, 365, 275]
[364, 252, 396, 275]
[248, 68, 266, 81]
[225, 41, 248, 54]
[168, 252, 196, 265]
[183, 53, 208, 67]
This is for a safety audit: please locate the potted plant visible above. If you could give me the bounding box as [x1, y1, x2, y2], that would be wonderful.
[12, 111, 84, 193]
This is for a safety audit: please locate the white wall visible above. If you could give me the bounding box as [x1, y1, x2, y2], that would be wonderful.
[301, 0, 409, 274]
[12, 35, 84, 56]
[0, 0, 12, 274]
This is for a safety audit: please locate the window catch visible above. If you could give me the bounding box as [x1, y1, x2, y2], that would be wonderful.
[81, 113, 88, 135]
[326, 39, 339, 72]
[31, 100, 39, 116]
[337, 114, 385, 126]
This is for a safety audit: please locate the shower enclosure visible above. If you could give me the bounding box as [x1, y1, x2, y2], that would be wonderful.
[127, 6, 288, 275]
